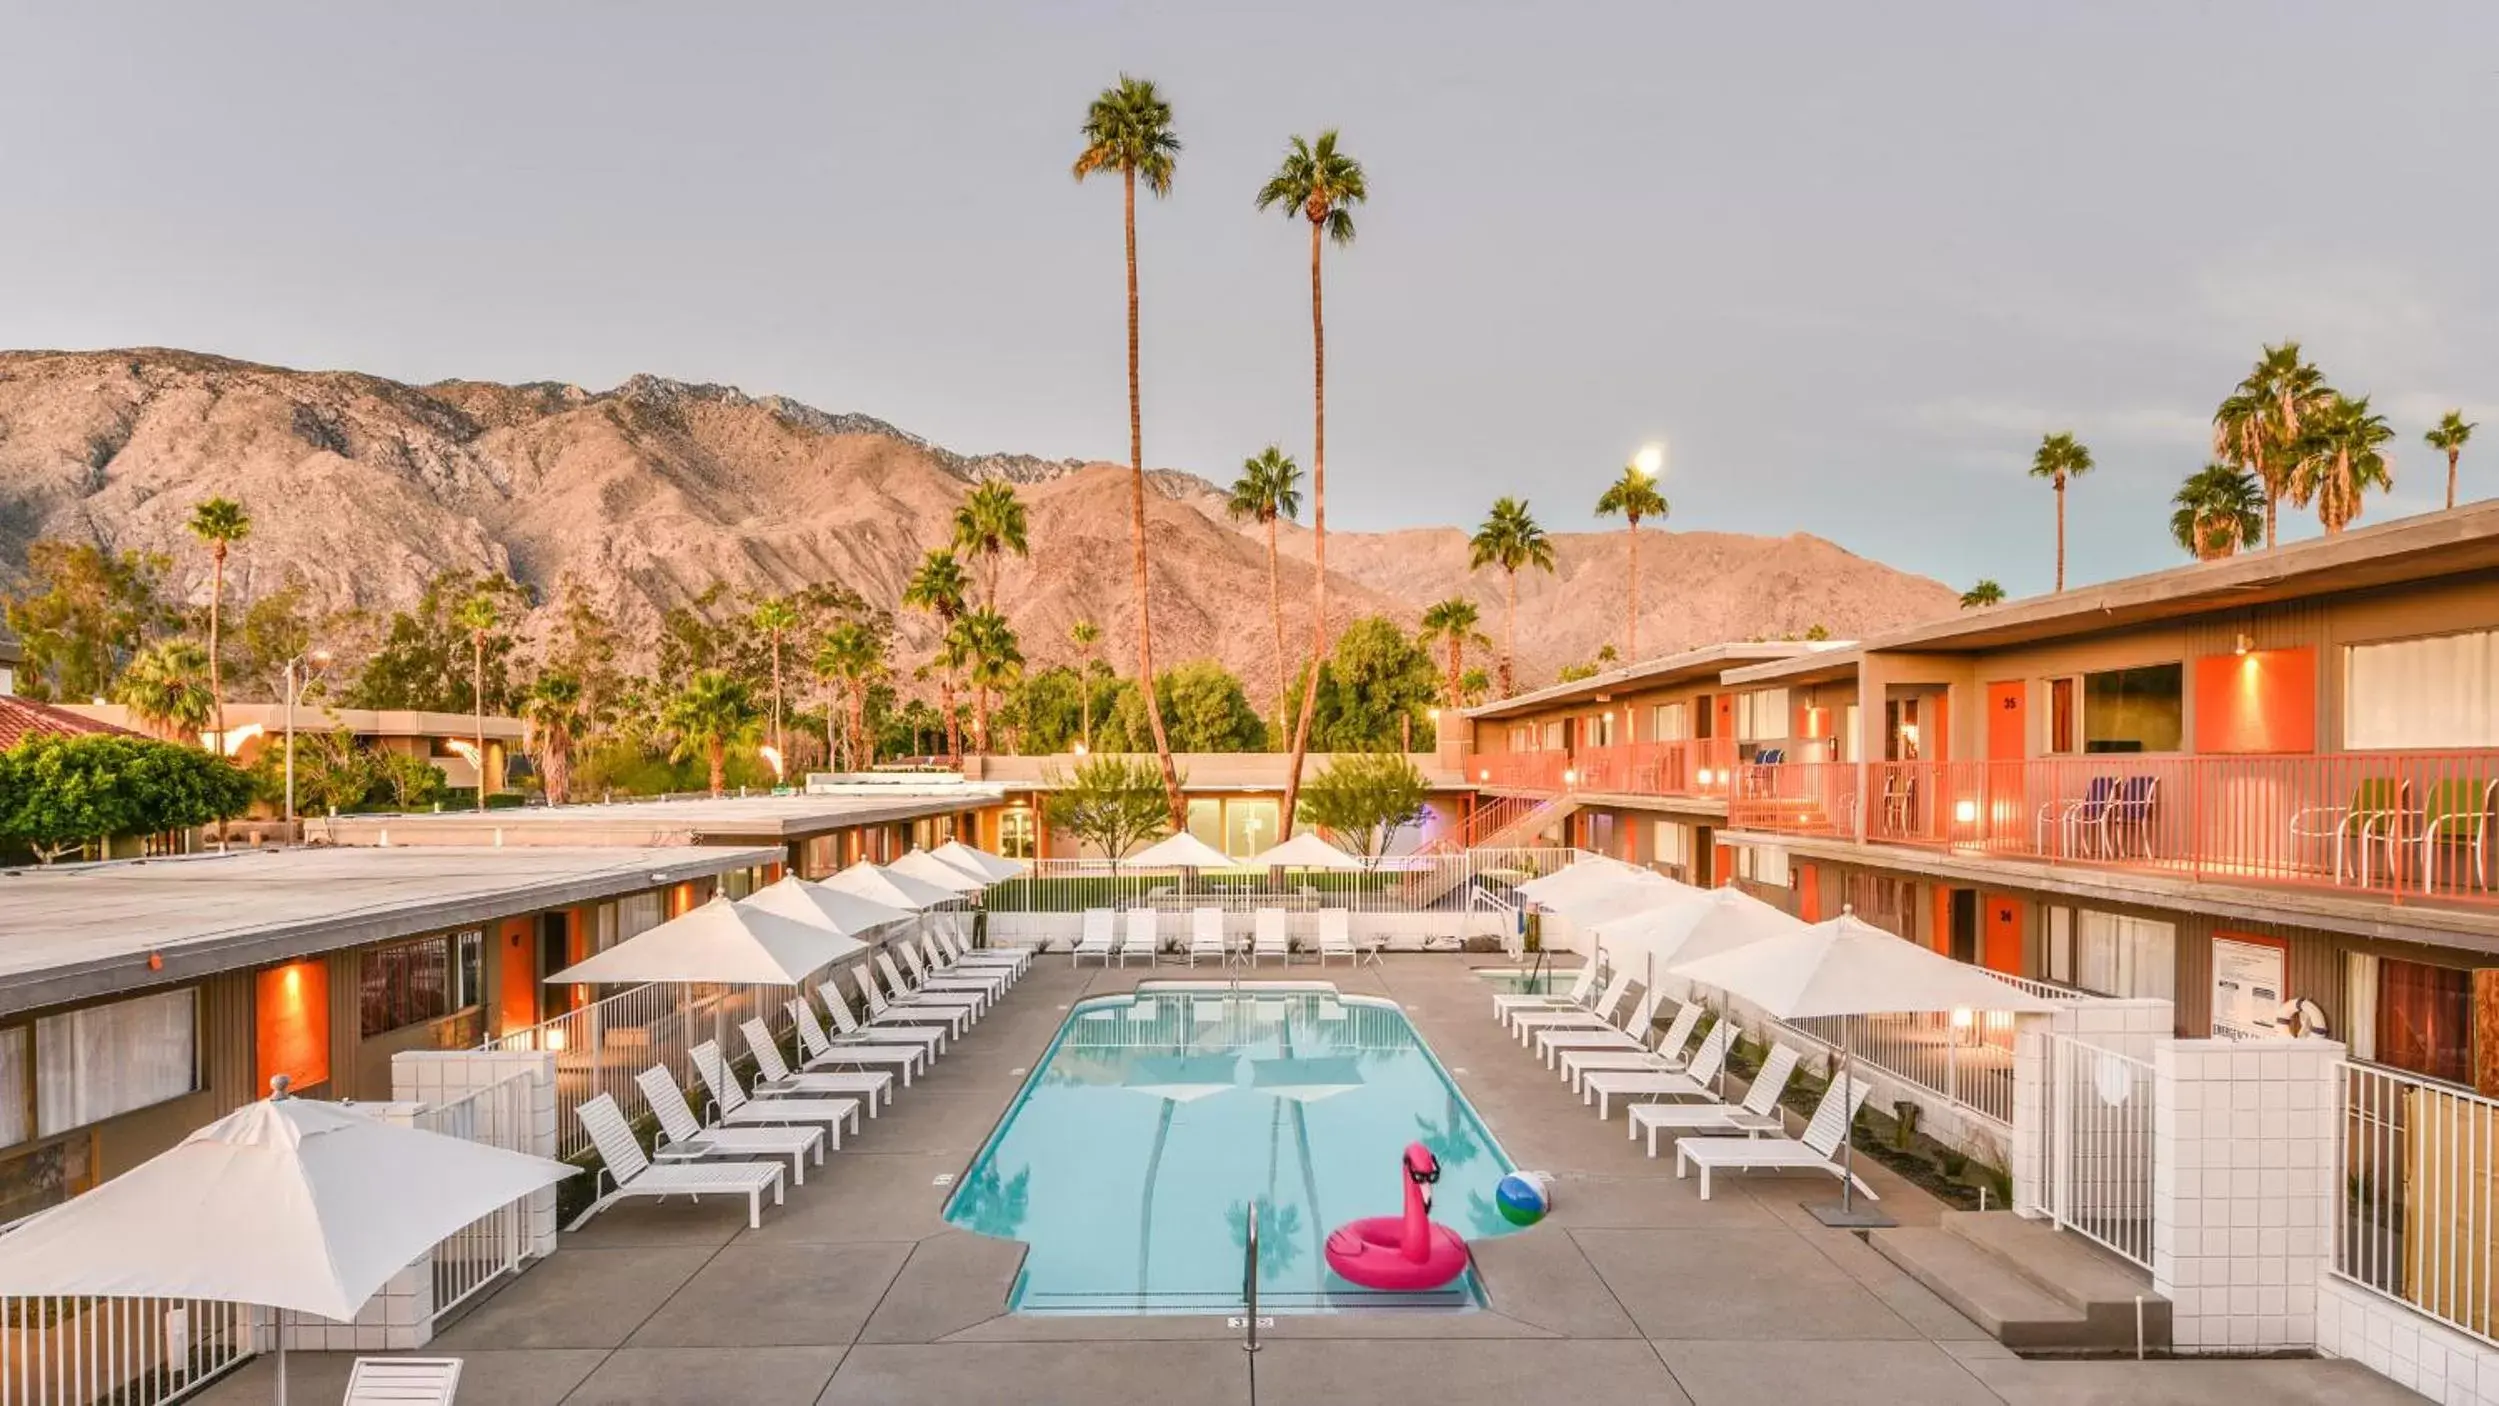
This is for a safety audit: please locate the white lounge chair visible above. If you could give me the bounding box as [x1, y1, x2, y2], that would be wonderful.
[1186, 907, 1226, 966]
[1508, 971, 1636, 1041]
[1674, 1069, 1877, 1200]
[791, 998, 928, 1085]
[932, 930, 1024, 983]
[936, 925, 1028, 976]
[690, 1041, 860, 1148]
[573, 1092, 784, 1230]
[1119, 907, 1160, 966]
[1561, 999, 1711, 1091]
[882, 951, 988, 1016]
[634, 1064, 824, 1183]
[901, 938, 1007, 1001]
[856, 965, 970, 1039]
[1252, 909, 1290, 965]
[1534, 988, 1679, 1069]
[1579, 1019, 1734, 1120]
[1491, 959, 1600, 1023]
[740, 1018, 895, 1114]
[1316, 909, 1362, 966]
[1073, 908, 1117, 966]
[817, 989, 944, 1067]
[1632, 1045, 1804, 1156]
[345, 1357, 462, 1405]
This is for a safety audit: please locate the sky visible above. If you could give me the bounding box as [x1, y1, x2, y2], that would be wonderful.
[2, 2, 2492, 596]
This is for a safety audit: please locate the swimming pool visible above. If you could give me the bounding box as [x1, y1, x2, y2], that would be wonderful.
[1470, 966, 1580, 995]
[944, 983, 1516, 1314]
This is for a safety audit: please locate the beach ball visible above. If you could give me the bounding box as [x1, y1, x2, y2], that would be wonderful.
[1494, 1171, 1553, 1226]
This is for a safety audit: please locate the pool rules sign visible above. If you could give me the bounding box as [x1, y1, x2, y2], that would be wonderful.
[2211, 933, 2288, 1042]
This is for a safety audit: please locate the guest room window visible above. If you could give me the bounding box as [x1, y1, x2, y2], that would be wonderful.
[2346, 629, 2499, 749]
[2082, 664, 2183, 753]
[33, 989, 199, 1137]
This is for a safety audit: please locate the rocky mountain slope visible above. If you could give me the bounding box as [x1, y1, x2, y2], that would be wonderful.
[0, 349, 1958, 699]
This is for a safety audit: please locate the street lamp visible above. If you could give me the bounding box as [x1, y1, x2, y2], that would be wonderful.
[282, 648, 333, 830]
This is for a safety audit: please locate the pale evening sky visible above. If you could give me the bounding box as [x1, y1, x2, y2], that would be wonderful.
[2, 2, 2492, 596]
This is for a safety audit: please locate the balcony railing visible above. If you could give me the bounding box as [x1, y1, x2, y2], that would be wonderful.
[1468, 740, 1736, 799]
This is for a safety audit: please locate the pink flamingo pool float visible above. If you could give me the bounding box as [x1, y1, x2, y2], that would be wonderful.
[1323, 1142, 1471, 1291]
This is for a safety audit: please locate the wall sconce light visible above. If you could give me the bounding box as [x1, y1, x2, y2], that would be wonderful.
[543, 1028, 568, 1052]
[1563, 769, 1579, 786]
[1478, 768, 1490, 782]
[1696, 768, 1715, 786]
[1953, 799, 1977, 825]
[2233, 632, 2254, 656]
[1950, 1008, 1974, 1030]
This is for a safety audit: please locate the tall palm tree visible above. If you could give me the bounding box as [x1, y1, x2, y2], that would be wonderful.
[2170, 464, 2266, 561]
[114, 639, 216, 742]
[663, 670, 762, 797]
[1223, 446, 1303, 717]
[2213, 342, 2331, 549]
[951, 609, 1024, 757]
[2027, 432, 2094, 591]
[2293, 394, 2396, 535]
[519, 673, 587, 806]
[1417, 598, 1489, 711]
[2426, 411, 2478, 511]
[1258, 129, 1368, 833]
[1066, 618, 1102, 753]
[951, 480, 1031, 611]
[452, 590, 501, 811]
[750, 597, 800, 763]
[1073, 74, 1186, 828]
[1466, 497, 1555, 695]
[902, 550, 969, 761]
[186, 497, 250, 753]
[1594, 449, 1668, 660]
[814, 622, 884, 771]
[1958, 580, 2006, 609]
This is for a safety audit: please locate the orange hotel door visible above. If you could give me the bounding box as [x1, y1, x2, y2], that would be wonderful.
[1985, 681, 2027, 845]
[1982, 893, 2023, 975]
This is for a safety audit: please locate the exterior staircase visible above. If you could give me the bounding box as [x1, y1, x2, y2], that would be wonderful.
[1399, 794, 1581, 909]
[1869, 1211, 2170, 1354]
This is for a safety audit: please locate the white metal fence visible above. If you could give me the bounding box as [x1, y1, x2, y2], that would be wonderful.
[1774, 971, 2071, 1130]
[976, 848, 1582, 919]
[0, 1294, 254, 1406]
[2023, 1031, 2156, 1269]
[415, 1071, 540, 1321]
[2337, 1061, 2499, 1344]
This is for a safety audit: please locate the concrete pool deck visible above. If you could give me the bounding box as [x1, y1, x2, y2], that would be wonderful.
[196, 955, 2427, 1405]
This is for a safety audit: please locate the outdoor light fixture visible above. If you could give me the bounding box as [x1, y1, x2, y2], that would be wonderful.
[1072, 741, 1088, 756]
[2234, 632, 2254, 656]
[1950, 1008, 1974, 1030]
[1563, 769, 1579, 786]
[1478, 769, 1490, 782]
[1696, 768, 1715, 786]
[1953, 799, 1977, 825]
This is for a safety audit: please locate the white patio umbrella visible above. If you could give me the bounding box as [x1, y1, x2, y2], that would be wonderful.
[931, 839, 1026, 882]
[545, 894, 862, 985]
[820, 858, 963, 912]
[0, 1091, 575, 1405]
[1673, 911, 2063, 1227]
[741, 874, 915, 938]
[1127, 831, 1237, 870]
[1514, 856, 1667, 909]
[889, 847, 990, 895]
[1242, 831, 1367, 871]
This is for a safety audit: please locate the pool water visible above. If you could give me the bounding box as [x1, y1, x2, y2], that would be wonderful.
[1470, 966, 1581, 996]
[944, 984, 1517, 1314]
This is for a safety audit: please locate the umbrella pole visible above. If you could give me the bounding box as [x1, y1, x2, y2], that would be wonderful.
[1810, 1024, 1896, 1229]
[274, 1311, 286, 1406]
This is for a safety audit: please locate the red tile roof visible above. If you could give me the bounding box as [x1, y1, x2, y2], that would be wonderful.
[0, 695, 148, 751]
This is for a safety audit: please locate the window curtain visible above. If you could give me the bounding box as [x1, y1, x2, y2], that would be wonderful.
[0, 1027, 29, 1147]
[2346, 631, 2499, 749]
[2377, 958, 2473, 1084]
[34, 991, 197, 1137]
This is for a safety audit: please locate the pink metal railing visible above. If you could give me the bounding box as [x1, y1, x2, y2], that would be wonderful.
[1471, 750, 1568, 792]
[1465, 739, 1737, 800]
[1726, 761, 1860, 838]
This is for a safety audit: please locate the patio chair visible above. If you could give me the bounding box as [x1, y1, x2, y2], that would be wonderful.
[1119, 907, 1160, 966]
[1508, 970, 1636, 1042]
[854, 966, 969, 1040]
[2035, 775, 2114, 858]
[1252, 908, 1291, 966]
[1316, 909, 1366, 966]
[1559, 998, 1708, 1091]
[792, 997, 927, 1084]
[1186, 907, 1226, 967]
[740, 1017, 894, 1114]
[935, 927, 1028, 979]
[2417, 777, 2497, 894]
[633, 1064, 824, 1183]
[1632, 1045, 1805, 1156]
[1878, 769, 1918, 833]
[1579, 1019, 1735, 1120]
[816, 990, 943, 1066]
[689, 1041, 861, 1148]
[1073, 908, 1117, 966]
[1673, 1069, 1876, 1200]
[2292, 776, 2411, 886]
[572, 1093, 784, 1231]
[1491, 959, 1601, 1024]
[344, 1357, 463, 1405]
[905, 937, 1008, 1000]
[882, 950, 990, 1015]
[1535, 988, 1685, 1070]
[2100, 774, 2159, 858]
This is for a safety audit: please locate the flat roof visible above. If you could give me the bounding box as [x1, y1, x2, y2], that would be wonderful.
[1720, 646, 1867, 687]
[0, 844, 779, 1016]
[323, 788, 997, 847]
[1462, 643, 1837, 721]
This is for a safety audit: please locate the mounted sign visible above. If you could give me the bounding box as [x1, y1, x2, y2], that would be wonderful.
[2211, 933, 2288, 1042]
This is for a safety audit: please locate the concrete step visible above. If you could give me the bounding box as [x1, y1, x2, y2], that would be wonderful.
[1939, 1209, 2158, 1315]
[1870, 1212, 2169, 1353]
[1870, 1227, 2099, 1350]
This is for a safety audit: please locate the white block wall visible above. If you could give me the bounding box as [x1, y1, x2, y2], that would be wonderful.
[394, 1049, 562, 1262]
[2320, 1277, 2499, 1406]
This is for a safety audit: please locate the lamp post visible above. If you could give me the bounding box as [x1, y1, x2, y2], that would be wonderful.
[281, 649, 332, 830]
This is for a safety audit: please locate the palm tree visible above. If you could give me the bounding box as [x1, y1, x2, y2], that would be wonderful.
[2427, 411, 2478, 511]
[1258, 129, 1369, 835]
[452, 590, 501, 811]
[186, 497, 250, 753]
[114, 639, 216, 742]
[1073, 74, 1186, 828]
[951, 480, 1031, 611]
[1417, 598, 1489, 711]
[662, 669, 762, 796]
[1066, 618, 1102, 752]
[1594, 448, 1668, 660]
[951, 609, 1024, 757]
[519, 673, 587, 806]
[902, 550, 969, 761]
[1467, 497, 1556, 695]
[2293, 394, 2396, 535]
[1457, 667, 1491, 706]
[814, 622, 884, 771]
[2027, 432, 2094, 591]
[1224, 446, 1303, 717]
[750, 597, 800, 763]
[2213, 342, 2332, 549]
[2170, 464, 2265, 561]
[1959, 580, 2006, 609]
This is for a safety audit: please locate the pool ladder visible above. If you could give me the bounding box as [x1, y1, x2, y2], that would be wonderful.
[1241, 1196, 1262, 1353]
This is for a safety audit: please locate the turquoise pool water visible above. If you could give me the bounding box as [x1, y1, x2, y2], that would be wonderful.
[1471, 967, 1578, 995]
[944, 984, 1516, 1314]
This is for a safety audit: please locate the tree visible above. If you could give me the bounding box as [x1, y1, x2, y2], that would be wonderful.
[0, 734, 253, 863]
[374, 750, 446, 811]
[1594, 448, 1668, 660]
[2212, 342, 2331, 550]
[749, 597, 801, 763]
[349, 570, 527, 713]
[520, 673, 589, 805]
[951, 609, 1024, 757]
[1283, 616, 1439, 753]
[1067, 619, 1102, 752]
[1, 539, 172, 701]
[233, 577, 316, 701]
[2027, 432, 2094, 591]
[1467, 497, 1556, 695]
[1257, 128, 1369, 841]
[2427, 411, 2477, 511]
[662, 669, 763, 796]
[1107, 661, 1268, 753]
[902, 550, 969, 761]
[1043, 754, 1176, 866]
[1295, 752, 1429, 866]
[951, 480, 1031, 612]
[186, 497, 250, 752]
[2293, 394, 2396, 534]
[1959, 580, 2006, 609]
[1073, 73, 1186, 829]
[2170, 464, 2265, 560]
[814, 622, 885, 771]
[452, 588, 502, 810]
[113, 640, 216, 742]
[1224, 446, 1304, 716]
[291, 727, 377, 822]
[1457, 667, 1491, 706]
[1417, 598, 1489, 711]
